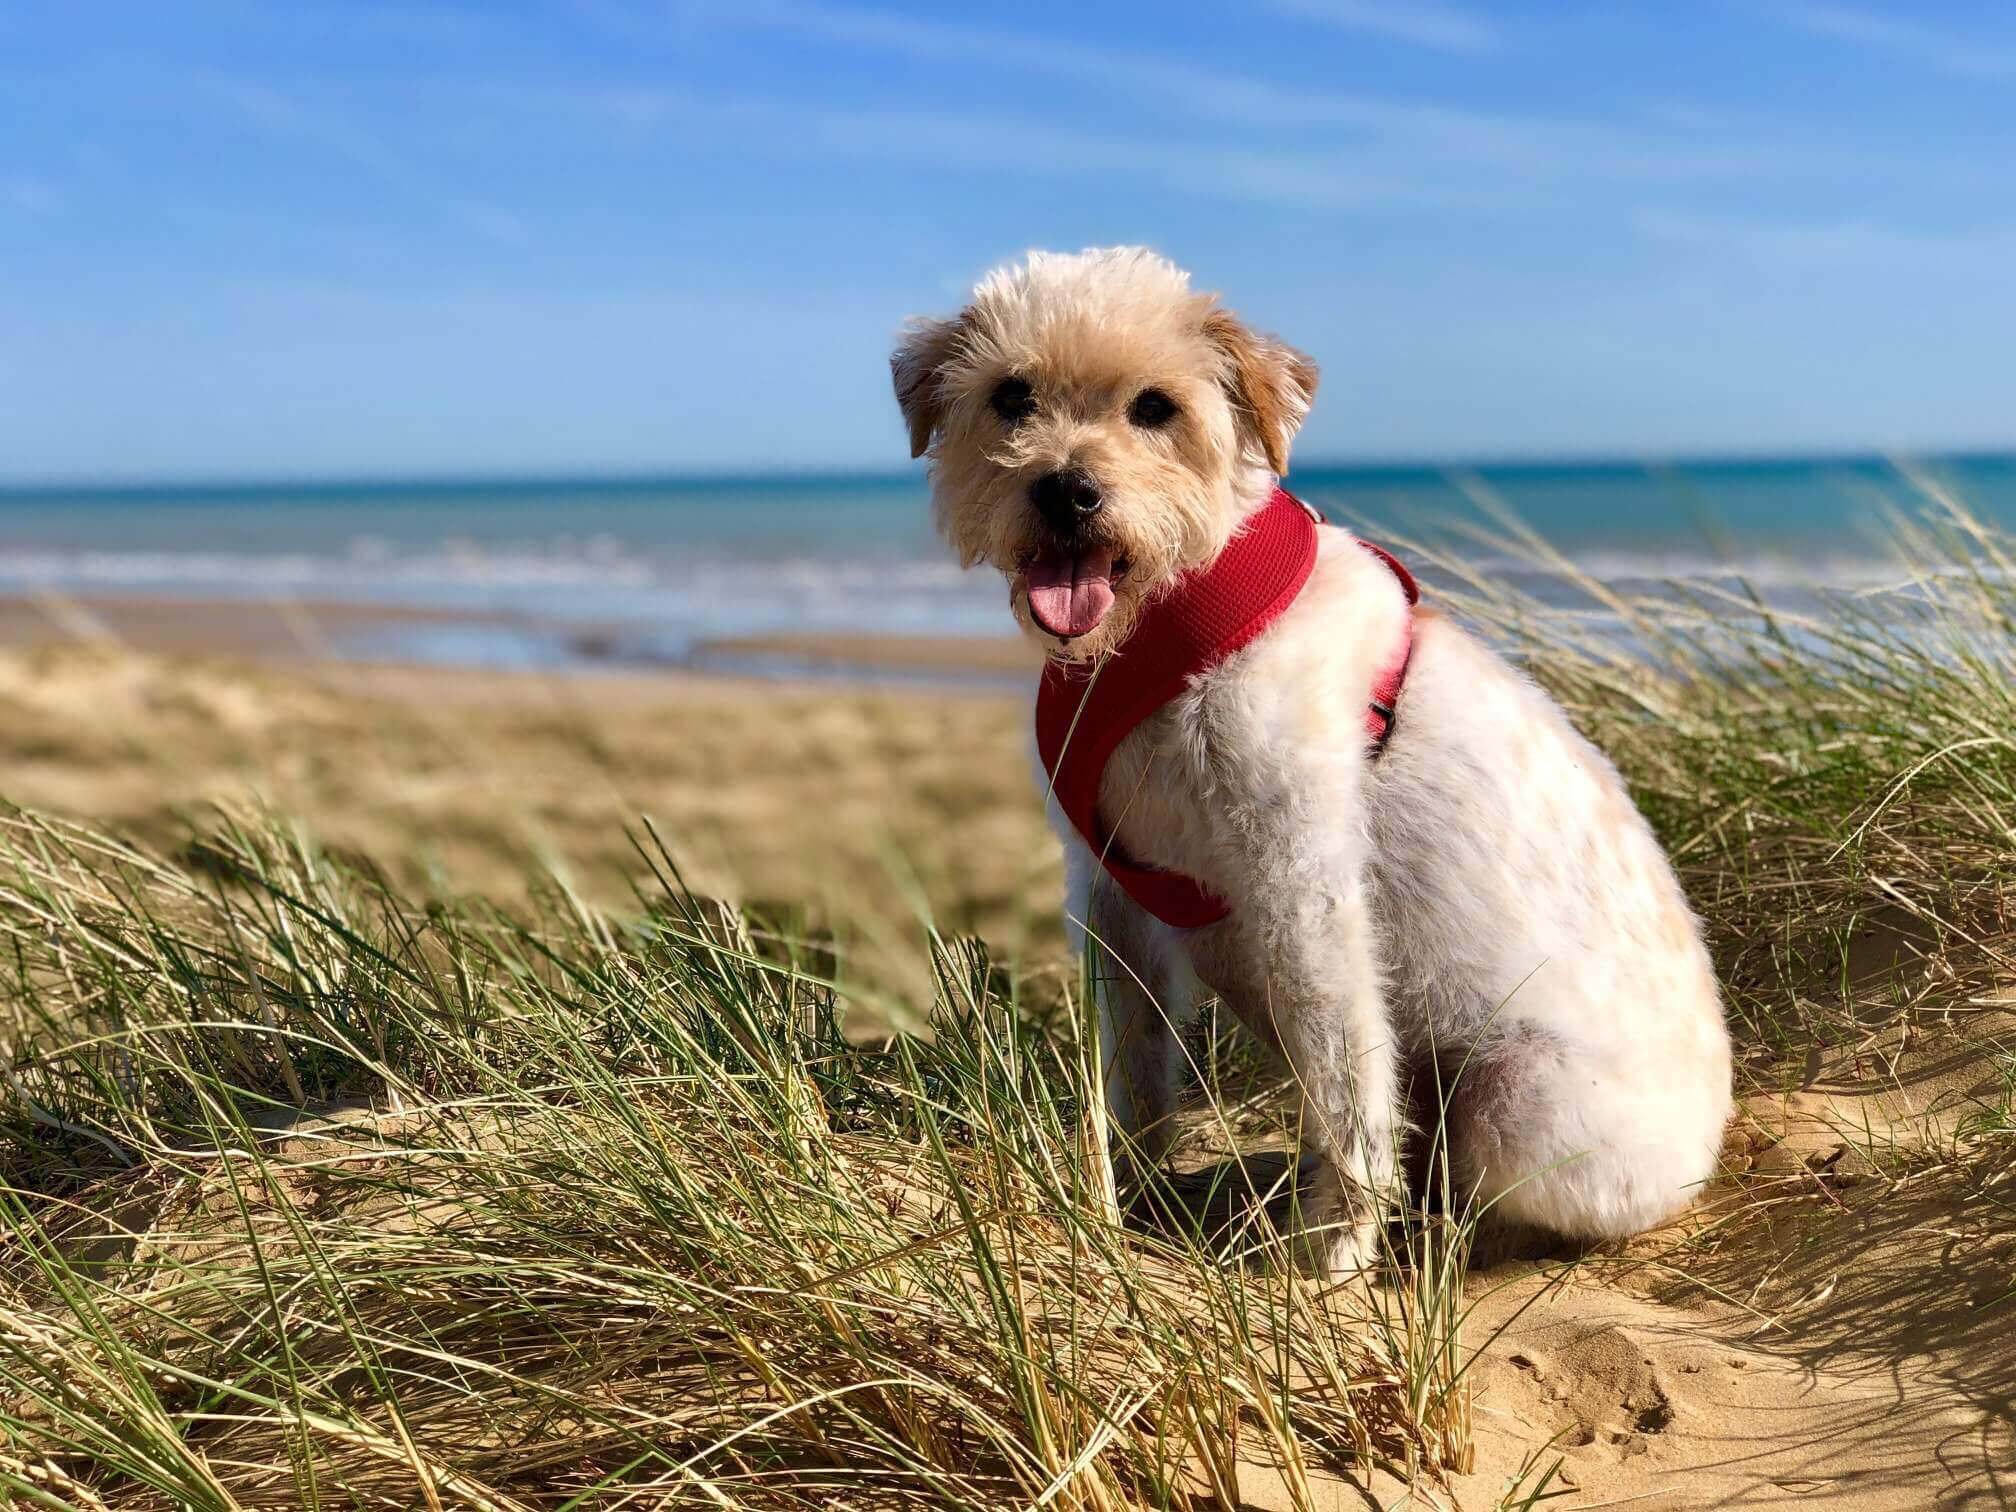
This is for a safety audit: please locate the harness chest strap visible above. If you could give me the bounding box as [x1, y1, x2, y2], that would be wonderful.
[1034, 487, 1419, 930]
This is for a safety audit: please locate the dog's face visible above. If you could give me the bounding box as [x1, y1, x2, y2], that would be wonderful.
[892, 248, 1318, 661]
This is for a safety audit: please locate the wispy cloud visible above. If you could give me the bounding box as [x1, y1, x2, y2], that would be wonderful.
[1766, 2, 2016, 80]
[654, 0, 1972, 197]
[1260, 0, 1498, 53]
[680, 0, 1519, 138]
[1637, 208, 2016, 270]
[203, 77, 529, 244]
[479, 80, 1519, 213]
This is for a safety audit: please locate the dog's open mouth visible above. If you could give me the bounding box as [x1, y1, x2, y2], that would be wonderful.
[1024, 547, 1127, 639]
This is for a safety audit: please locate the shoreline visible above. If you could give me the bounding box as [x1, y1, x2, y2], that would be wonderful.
[0, 590, 1031, 689]
[0, 592, 518, 661]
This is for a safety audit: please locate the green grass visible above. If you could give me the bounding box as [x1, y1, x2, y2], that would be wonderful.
[1957, 1049, 2016, 1147]
[0, 812, 1450, 1509]
[3, 482, 2012, 1508]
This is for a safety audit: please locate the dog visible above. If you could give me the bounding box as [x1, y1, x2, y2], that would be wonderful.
[892, 247, 1733, 1275]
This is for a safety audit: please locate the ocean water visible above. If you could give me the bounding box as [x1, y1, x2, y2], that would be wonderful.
[2, 454, 2010, 678]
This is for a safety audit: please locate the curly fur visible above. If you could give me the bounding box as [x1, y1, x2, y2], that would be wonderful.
[893, 248, 1733, 1276]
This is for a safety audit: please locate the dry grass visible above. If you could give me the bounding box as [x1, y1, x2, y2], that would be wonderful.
[0, 651, 1054, 1019]
[1420, 476, 2016, 1075]
[2, 488, 2014, 1507]
[0, 812, 1447, 1509]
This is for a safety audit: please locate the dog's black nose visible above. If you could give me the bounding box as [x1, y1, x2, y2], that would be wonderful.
[1029, 469, 1104, 530]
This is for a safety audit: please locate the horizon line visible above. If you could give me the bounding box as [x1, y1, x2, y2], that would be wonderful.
[1, 443, 2011, 497]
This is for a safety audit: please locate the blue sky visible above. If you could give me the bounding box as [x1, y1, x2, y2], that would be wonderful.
[2, 1, 2012, 482]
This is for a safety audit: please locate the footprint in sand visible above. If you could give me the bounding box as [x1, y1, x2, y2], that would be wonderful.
[1504, 1325, 1680, 1464]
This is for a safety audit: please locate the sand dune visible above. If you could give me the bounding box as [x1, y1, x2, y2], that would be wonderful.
[3, 641, 2010, 1506]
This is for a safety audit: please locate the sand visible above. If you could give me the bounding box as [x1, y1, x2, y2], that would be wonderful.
[1437, 1011, 2015, 1510]
[1181, 1005, 2014, 1508]
[0, 599, 1055, 1007]
[2, 593, 2010, 1508]
[0, 589, 1038, 684]
[697, 630, 1042, 678]
[0, 591, 522, 661]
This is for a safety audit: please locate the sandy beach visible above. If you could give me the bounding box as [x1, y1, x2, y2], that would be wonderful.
[0, 595, 1053, 1001]
[0, 592, 521, 661]
[2, 590, 2010, 1508]
[0, 589, 1035, 682]
[9, 6, 2013, 1499]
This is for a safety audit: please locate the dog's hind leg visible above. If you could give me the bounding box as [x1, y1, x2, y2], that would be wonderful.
[1440, 1021, 1729, 1252]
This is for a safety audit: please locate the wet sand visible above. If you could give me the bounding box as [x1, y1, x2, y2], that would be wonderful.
[0, 590, 1031, 686]
[0, 592, 518, 661]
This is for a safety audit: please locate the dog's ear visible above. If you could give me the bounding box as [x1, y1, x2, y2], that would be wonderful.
[1203, 309, 1319, 476]
[891, 314, 968, 460]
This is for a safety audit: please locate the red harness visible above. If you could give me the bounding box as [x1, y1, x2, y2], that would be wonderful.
[1034, 487, 1418, 930]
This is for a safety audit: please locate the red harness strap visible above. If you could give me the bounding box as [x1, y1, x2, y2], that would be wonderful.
[1035, 487, 1418, 930]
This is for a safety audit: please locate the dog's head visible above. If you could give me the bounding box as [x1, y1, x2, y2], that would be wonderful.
[892, 247, 1318, 661]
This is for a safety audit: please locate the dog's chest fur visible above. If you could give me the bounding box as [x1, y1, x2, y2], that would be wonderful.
[1082, 526, 1725, 1064]
[1095, 527, 1407, 919]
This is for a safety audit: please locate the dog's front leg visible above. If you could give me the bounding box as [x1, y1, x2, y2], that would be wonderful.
[1198, 859, 1400, 1280]
[1066, 847, 1193, 1186]
[1283, 901, 1400, 1280]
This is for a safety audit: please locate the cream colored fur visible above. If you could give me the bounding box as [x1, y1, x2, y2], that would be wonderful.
[893, 247, 1733, 1276]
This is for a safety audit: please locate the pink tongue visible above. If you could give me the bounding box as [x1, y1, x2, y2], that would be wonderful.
[1026, 548, 1116, 639]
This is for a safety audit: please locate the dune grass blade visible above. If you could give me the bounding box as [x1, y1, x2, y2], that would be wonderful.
[1, 810, 1436, 1508]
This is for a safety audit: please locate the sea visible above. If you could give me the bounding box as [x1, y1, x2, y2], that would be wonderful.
[2, 454, 2011, 684]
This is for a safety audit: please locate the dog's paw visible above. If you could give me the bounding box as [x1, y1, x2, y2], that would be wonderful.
[1315, 1220, 1383, 1282]
[1294, 1160, 1405, 1282]
[1294, 1189, 1384, 1282]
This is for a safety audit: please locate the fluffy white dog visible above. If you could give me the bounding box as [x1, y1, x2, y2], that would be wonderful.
[892, 247, 1732, 1275]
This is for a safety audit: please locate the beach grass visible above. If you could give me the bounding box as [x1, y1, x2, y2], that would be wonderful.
[0, 809, 1459, 1508]
[2, 489, 2012, 1507]
[1433, 473, 2014, 1068]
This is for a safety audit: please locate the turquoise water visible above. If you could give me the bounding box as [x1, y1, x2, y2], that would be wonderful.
[2, 454, 2009, 674]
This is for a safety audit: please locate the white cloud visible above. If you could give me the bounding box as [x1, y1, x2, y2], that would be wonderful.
[1766, 2, 2016, 80]
[1261, 0, 1498, 53]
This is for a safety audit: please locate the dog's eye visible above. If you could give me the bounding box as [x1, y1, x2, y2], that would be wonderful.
[1128, 388, 1179, 429]
[989, 377, 1036, 424]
